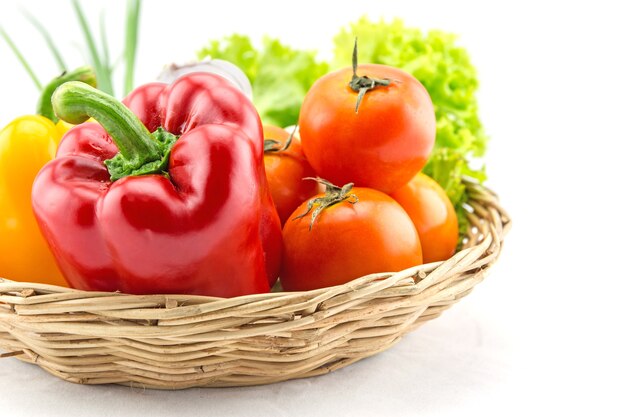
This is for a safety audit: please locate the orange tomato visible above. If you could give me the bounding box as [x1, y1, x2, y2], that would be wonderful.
[390, 173, 459, 263]
[263, 125, 318, 225]
[280, 185, 423, 291]
[299, 64, 435, 193]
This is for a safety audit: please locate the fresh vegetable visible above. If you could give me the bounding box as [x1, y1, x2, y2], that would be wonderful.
[263, 125, 317, 225]
[157, 60, 253, 99]
[0, 0, 144, 286]
[280, 180, 422, 291]
[390, 173, 458, 263]
[299, 42, 435, 193]
[0, 67, 96, 286]
[333, 18, 487, 237]
[70, 0, 142, 96]
[199, 17, 487, 236]
[32, 74, 282, 296]
[198, 35, 329, 128]
[0, 26, 43, 90]
[2, 0, 142, 100]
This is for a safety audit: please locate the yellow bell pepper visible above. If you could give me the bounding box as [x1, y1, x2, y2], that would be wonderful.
[0, 67, 96, 285]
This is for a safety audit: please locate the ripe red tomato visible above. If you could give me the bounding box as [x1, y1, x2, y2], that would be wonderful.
[280, 184, 423, 291]
[298, 63, 435, 193]
[263, 125, 318, 225]
[390, 173, 459, 263]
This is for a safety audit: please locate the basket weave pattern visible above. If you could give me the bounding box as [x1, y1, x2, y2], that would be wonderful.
[0, 181, 510, 389]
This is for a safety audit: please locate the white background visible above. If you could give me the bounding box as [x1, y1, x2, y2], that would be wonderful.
[1, 0, 625, 416]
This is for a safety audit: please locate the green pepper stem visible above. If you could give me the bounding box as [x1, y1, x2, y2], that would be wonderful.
[37, 67, 97, 122]
[52, 81, 162, 169]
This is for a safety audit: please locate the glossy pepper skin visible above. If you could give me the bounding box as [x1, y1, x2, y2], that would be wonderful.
[122, 75, 282, 287]
[0, 68, 95, 285]
[32, 74, 282, 297]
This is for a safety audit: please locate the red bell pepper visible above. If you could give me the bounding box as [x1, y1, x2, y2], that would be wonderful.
[32, 73, 282, 297]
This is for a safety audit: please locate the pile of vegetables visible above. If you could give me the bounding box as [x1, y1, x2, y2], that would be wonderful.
[0, 7, 489, 297]
[199, 17, 488, 236]
[0, 0, 141, 286]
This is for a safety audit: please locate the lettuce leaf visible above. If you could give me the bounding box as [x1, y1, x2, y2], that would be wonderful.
[333, 18, 488, 237]
[198, 35, 328, 128]
[198, 18, 488, 239]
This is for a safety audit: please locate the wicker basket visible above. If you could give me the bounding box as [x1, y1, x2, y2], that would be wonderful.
[0, 180, 510, 389]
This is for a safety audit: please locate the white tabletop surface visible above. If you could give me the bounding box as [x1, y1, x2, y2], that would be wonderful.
[1, 1, 624, 416]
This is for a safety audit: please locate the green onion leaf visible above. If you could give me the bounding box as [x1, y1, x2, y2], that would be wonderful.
[22, 10, 67, 72]
[124, 0, 141, 95]
[0, 26, 42, 90]
[71, 0, 113, 95]
[99, 11, 110, 76]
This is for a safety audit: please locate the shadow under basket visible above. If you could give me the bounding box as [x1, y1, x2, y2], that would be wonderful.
[0, 181, 510, 390]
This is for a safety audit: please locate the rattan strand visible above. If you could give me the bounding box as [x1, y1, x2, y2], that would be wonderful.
[0, 180, 510, 389]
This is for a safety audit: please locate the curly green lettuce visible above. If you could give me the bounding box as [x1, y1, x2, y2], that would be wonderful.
[333, 18, 488, 237]
[198, 35, 328, 128]
[198, 17, 487, 238]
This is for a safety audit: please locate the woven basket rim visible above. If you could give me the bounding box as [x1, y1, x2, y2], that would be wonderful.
[0, 179, 511, 389]
[0, 180, 510, 300]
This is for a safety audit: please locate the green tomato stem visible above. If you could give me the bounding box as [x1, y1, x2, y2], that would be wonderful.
[294, 178, 359, 230]
[263, 126, 296, 153]
[349, 38, 391, 113]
